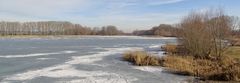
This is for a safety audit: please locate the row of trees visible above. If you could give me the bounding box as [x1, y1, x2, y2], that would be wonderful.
[0, 21, 123, 35]
[132, 24, 178, 37]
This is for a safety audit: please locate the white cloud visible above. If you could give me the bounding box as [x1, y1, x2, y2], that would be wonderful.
[0, 0, 87, 16]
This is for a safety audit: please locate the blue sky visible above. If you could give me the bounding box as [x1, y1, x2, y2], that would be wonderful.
[0, 0, 239, 32]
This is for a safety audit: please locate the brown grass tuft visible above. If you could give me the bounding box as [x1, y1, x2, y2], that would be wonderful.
[163, 55, 195, 75]
[123, 51, 161, 66]
[224, 46, 240, 60]
[161, 44, 178, 54]
[161, 44, 186, 55]
[230, 37, 240, 46]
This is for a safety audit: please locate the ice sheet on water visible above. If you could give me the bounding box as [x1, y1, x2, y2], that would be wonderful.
[1, 47, 140, 83]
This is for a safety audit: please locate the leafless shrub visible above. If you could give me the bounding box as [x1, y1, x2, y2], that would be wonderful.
[178, 8, 234, 59]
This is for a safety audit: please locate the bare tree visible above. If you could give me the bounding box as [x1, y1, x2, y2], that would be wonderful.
[178, 8, 234, 59]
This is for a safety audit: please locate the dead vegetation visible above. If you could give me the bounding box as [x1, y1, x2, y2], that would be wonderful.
[163, 55, 240, 81]
[123, 51, 162, 66]
[161, 44, 178, 54]
[230, 37, 240, 46]
[123, 49, 240, 81]
[123, 8, 240, 82]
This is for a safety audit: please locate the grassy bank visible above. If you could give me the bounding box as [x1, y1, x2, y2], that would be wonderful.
[162, 44, 240, 81]
[123, 45, 240, 81]
[225, 46, 240, 60]
[163, 55, 240, 81]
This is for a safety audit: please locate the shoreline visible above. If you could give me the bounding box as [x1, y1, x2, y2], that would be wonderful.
[122, 43, 238, 83]
[0, 35, 175, 39]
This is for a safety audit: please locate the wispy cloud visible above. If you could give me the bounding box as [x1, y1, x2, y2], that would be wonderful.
[0, 0, 185, 17]
[97, 0, 186, 9]
[147, 0, 185, 5]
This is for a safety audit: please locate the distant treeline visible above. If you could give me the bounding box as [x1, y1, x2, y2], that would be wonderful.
[133, 19, 240, 37]
[1, 20, 239, 37]
[0, 21, 123, 35]
[132, 24, 178, 37]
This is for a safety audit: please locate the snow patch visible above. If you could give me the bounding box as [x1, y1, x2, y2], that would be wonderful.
[133, 66, 163, 73]
[66, 47, 140, 64]
[0, 51, 77, 58]
[149, 45, 160, 48]
[36, 58, 55, 60]
[4, 65, 124, 81]
[64, 76, 138, 83]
